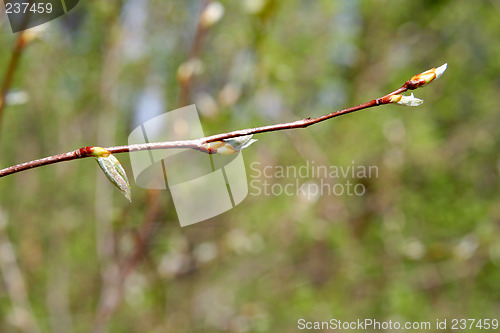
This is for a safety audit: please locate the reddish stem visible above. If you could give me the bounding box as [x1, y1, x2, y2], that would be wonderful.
[0, 83, 411, 178]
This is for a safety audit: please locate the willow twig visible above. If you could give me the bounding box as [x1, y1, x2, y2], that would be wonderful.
[0, 64, 447, 179]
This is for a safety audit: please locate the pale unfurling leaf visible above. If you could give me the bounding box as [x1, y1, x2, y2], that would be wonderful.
[228, 135, 258, 150]
[96, 154, 132, 202]
[434, 63, 447, 81]
[397, 93, 424, 106]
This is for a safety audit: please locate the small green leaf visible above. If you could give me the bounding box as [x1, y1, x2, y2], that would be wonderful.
[96, 154, 132, 202]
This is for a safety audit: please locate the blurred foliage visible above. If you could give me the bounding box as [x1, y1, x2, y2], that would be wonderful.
[1, 0, 500, 332]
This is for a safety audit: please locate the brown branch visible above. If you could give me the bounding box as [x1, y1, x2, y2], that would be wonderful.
[0, 32, 30, 127]
[0, 68, 443, 179]
[202, 86, 409, 142]
[0, 64, 447, 178]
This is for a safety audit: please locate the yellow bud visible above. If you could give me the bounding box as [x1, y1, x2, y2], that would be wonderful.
[203, 135, 257, 155]
[208, 141, 225, 150]
[389, 95, 403, 103]
[91, 147, 111, 157]
[206, 141, 237, 155]
[215, 144, 237, 155]
[411, 70, 436, 85]
[409, 63, 447, 88]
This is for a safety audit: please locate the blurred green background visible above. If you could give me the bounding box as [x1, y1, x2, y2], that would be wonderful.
[1, 0, 500, 332]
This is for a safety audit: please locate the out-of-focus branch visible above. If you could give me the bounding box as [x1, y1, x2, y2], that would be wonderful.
[177, 0, 214, 106]
[92, 1, 221, 330]
[92, 4, 132, 332]
[92, 189, 163, 332]
[0, 209, 41, 333]
[0, 32, 30, 127]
